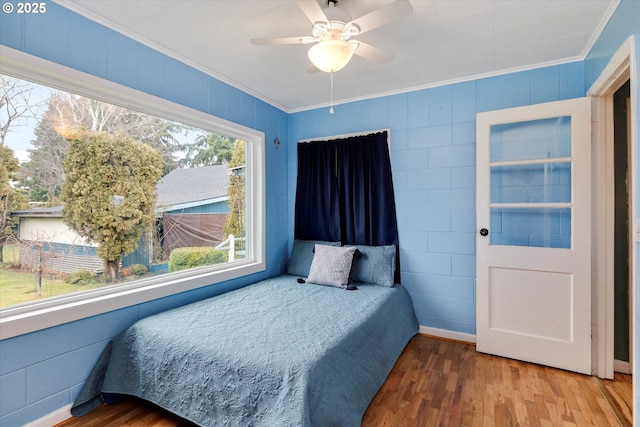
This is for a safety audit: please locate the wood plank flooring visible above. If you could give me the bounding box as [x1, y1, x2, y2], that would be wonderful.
[596, 372, 633, 427]
[361, 335, 631, 427]
[56, 334, 632, 427]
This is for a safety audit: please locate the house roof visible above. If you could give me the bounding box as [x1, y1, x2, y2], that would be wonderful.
[11, 206, 64, 218]
[12, 165, 231, 217]
[156, 165, 230, 210]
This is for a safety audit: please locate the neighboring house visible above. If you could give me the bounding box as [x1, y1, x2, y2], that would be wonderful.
[154, 164, 231, 258]
[11, 165, 231, 274]
[10, 206, 102, 274]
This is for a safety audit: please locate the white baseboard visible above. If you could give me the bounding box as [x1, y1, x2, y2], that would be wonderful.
[23, 404, 71, 427]
[614, 359, 632, 374]
[419, 325, 476, 344]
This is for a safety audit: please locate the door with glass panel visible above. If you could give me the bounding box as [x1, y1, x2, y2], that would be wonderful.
[476, 97, 592, 374]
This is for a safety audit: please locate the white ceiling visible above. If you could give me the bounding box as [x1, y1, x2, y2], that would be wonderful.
[54, 0, 619, 113]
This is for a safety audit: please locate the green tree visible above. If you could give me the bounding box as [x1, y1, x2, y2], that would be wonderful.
[19, 108, 68, 204]
[181, 133, 234, 167]
[223, 140, 246, 253]
[0, 146, 29, 262]
[61, 131, 163, 282]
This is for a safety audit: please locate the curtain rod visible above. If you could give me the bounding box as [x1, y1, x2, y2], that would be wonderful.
[298, 128, 391, 143]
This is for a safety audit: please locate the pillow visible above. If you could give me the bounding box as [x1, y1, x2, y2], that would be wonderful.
[287, 239, 340, 277]
[348, 244, 397, 287]
[307, 245, 357, 289]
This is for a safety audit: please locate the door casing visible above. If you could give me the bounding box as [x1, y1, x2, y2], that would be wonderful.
[588, 36, 636, 381]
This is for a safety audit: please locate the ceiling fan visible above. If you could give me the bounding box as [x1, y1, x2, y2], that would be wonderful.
[250, 0, 413, 73]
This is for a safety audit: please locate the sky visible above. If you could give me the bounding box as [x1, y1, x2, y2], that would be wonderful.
[1, 76, 54, 162]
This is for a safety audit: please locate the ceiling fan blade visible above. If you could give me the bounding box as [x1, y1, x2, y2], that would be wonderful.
[296, 0, 328, 25]
[353, 41, 395, 64]
[250, 36, 307, 46]
[350, 0, 413, 35]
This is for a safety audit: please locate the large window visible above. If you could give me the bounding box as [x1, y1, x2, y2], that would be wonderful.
[0, 48, 265, 339]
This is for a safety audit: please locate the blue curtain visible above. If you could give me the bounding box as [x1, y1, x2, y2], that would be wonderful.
[294, 131, 400, 281]
[294, 140, 340, 241]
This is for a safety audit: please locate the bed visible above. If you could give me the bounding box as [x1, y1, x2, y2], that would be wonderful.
[71, 242, 419, 426]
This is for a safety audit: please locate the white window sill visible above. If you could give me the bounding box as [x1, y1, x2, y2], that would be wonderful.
[0, 260, 265, 340]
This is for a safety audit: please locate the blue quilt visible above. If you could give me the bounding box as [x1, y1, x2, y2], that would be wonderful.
[71, 275, 418, 426]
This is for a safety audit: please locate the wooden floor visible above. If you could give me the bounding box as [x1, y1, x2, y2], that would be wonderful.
[57, 334, 632, 427]
[361, 335, 632, 427]
[597, 372, 634, 427]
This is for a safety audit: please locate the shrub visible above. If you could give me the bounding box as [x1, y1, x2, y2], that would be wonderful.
[129, 264, 148, 276]
[0, 261, 20, 270]
[169, 247, 227, 272]
[66, 270, 99, 285]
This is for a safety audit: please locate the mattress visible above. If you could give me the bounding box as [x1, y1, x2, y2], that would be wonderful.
[71, 274, 418, 426]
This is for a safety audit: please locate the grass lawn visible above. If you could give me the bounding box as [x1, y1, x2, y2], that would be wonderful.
[0, 244, 110, 308]
[0, 268, 113, 308]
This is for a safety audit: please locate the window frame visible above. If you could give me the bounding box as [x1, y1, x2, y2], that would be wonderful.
[0, 46, 266, 340]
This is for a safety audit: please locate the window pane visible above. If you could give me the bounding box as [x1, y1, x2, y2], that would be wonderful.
[0, 74, 248, 309]
[489, 208, 571, 248]
[490, 162, 571, 203]
[490, 116, 572, 162]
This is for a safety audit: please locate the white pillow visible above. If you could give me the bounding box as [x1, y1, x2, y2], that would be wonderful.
[307, 245, 357, 289]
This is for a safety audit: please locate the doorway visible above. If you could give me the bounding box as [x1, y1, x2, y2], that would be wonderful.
[587, 35, 635, 427]
[614, 80, 632, 374]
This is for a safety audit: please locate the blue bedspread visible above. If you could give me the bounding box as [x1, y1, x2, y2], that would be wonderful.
[71, 275, 418, 426]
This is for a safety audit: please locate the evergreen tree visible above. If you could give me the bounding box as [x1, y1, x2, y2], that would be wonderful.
[181, 133, 234, 167]
[19, 104, 68, 203]
[61, 131, 163, 282]
[0, 146, 29, 262]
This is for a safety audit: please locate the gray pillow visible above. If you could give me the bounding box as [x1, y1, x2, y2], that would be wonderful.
[348, 244, 396, 287]
[287, 239, 340, 277]
[307, 245, 357, 289]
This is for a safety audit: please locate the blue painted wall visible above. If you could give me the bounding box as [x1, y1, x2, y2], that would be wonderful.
[1, 0, 639, 425]
[0, 1, 290, 425]
[288, 61, 585, 334]
[584, 0, 640, 90]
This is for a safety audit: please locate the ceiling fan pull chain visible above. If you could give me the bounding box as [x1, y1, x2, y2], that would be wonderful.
[329, 72, 335, 114]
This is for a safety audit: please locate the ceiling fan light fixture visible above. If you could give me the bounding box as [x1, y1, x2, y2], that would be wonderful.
[308, 39, 355, 73]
